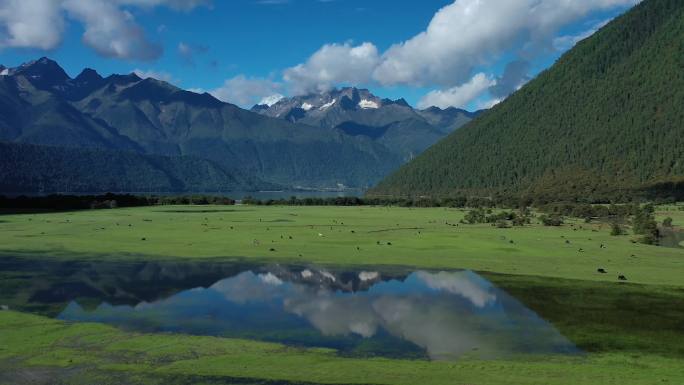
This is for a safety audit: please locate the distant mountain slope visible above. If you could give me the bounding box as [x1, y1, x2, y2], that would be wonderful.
[252, 87, 477, 162]
[0, 142, 271, 193]
[371, 0, 684, 201]
[0, 60, 412, 189]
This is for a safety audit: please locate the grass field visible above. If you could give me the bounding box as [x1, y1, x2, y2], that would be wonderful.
[2, 310, 684, 385]
[0, 205, 682, 285]
[1, 204, 683, 385]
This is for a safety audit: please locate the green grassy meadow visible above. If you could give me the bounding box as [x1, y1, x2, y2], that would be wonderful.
[0, 205, 682, 285]
[1, 204, 683, 385]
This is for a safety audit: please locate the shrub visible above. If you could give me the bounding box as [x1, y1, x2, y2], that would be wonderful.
[495, 220, 510, 229]
[464, 208, 487, 224]
[539, 214, 564, 226]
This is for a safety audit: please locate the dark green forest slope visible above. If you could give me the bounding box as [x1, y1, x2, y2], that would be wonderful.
[0, 142, 271, 193]
[371, 0, 684, 201]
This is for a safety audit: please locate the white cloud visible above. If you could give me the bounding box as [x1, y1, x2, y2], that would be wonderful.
[476, 97, 502, 110]
[358, 99, 379, 109]
[63, 0, 162, 61]
[0, 0, 209, 59]
[373, 0, 640, 87]
[283, 0, 639, 94]
[0, 0, 64, 50]
[418, 73, 496, 109]
[117, 0, 212, 11]
[210, 75, 283, 107]
[283, 42, 380, 95]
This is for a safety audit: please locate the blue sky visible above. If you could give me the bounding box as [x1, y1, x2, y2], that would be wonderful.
[0, 0, 639, 110]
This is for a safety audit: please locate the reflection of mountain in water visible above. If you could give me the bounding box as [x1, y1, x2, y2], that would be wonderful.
[56, 266, 579, 360]
[0, 258, 401, 317]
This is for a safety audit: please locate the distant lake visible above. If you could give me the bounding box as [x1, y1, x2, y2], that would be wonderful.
[1, 259, 579, 361]
[2, 190, 364, 200]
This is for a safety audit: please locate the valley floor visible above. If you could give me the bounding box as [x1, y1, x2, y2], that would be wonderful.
[1, 205, 683, 384]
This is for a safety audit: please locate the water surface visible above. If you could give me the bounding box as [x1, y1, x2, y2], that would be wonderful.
[1, 259, 578, 360]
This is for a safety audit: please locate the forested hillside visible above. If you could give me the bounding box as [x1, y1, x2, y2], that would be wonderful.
[0, 142, 271, 193]
[371, 0, 684, 202]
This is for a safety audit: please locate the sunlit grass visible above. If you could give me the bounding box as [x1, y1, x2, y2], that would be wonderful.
[0, 205, 682, 286]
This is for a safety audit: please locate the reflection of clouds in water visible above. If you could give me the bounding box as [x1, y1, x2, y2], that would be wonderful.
[277, 271, 573, 359]
[259, 272, 283, 286]
[359, 271, 379, 281]
[60, 269, 578, 360]
[372, 296, 483, 360]
[280, 286, 497, 359]
[210, 271, 289, 304]
[286, 295, 379, 338]
[415, 271, 496, 308]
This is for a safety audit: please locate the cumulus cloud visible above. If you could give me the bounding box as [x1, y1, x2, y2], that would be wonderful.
[417, 73, 496, 109]
[283, 42, 380, 95]
[210, 75, 283, 107]
[373, 0, 640, 87]
[0, 0, 209, 60]
[63, 0, 162, 61]
[283, 0, 639, 97]
[0, 0, 64, 50]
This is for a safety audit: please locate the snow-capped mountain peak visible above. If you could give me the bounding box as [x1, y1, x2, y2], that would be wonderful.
[259, 94, 284, 107]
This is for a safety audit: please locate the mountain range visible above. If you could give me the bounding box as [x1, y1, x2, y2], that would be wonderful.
[371, 0, 684, 202]
[252, 88, 479, 162]
[0, 60, 476, 193]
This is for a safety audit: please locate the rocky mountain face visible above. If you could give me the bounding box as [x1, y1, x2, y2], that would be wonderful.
[252, 87, 478, 162]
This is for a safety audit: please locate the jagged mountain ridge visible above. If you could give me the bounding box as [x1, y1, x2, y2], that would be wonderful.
[0, 59, 421, 190]
[252, 87, 480, 162]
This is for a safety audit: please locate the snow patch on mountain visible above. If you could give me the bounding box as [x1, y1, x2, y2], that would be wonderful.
[301, 102, 314, 111]
[320, 99, 336, 110]
[259, 94, 284, 107]
[358, 99, 379, 109]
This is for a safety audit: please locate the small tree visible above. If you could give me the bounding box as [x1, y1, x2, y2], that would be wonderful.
[663, 217, 673, 227]
[610, 222, 623, 236]
[633, 207, 659, 245]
